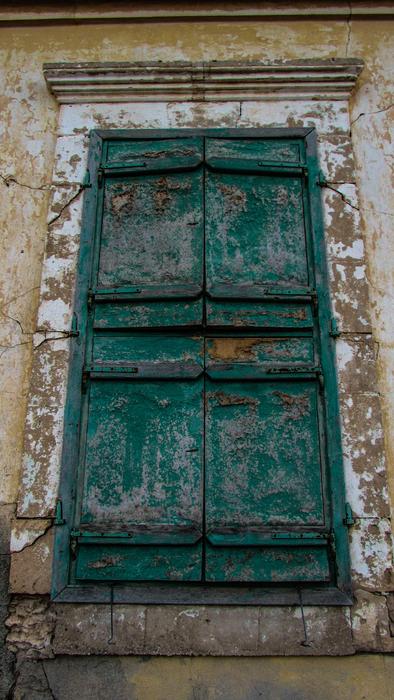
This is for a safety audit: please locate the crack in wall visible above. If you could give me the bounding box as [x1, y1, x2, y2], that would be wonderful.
[322, 181, 394, 218]
[320, 181, 360, 212]
[0, 172, 52, 192]
[350, 103, 394, 129]
[47, 184, 87, 226]
[41, 662, 57, 700]
[0, 330, 77, 359]
[11, 522, 53, 554]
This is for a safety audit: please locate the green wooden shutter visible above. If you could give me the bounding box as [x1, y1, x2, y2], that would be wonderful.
[70, 132, 338, 587]
[203, 137, 329, 583]
[74, 137, 205, 581]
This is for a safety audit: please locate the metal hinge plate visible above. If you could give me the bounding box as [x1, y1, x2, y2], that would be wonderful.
[54, 499, 65, 526]
[344, 502, 355, 526]
[329, 318, 341, 338]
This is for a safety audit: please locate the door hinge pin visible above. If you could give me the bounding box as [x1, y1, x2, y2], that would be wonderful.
[329, 318, 341, 338]
[82, 370, 89, 393]
[54, 499, 65, 526]
[97, 169, 104, 188]
[83, 170, 92, 188]
[70, 312, 79, 337]
[311, 290, 318, 315]
[70, 529, 82, 537]
[344, 502, 355, 526]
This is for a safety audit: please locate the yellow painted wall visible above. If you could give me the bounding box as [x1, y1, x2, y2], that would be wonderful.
[1, 12, 393, 516]
[0, 8, 393, 693]
[41, 654, 394, 699]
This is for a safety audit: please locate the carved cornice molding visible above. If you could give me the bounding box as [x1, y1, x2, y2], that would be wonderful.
[44, 59, 364, 103]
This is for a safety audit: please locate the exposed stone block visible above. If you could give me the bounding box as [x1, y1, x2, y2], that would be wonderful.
[0, 504, 14, 554]
[52, 135, 89, 184]
[238, 100, 350, 133]
[351, 589, 394, 652]
[53, 604, 146, 655]
[6, 596, 56, 659]
[53, 604, 353, 656]
[167, 101, 240, 128]
[144, 606, 259, 655]
[323, 186, 362, 254]
[9, 524, 53, 595]
[57, 103, 170, 136]
[317, 135, 355, 182]
[350, 519, 394, 591]
[336, 335, 378, 395]
[12, 659, 53, 700]
[329, 260, 372, 333]
[340, 392, 390, 518]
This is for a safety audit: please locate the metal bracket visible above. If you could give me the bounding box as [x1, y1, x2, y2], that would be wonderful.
[344, 502, 355, 527]
[70, 313, 79, 337]
[54, 499, 65, 526]
[317, 170, 327, 187]
[329, 318, 341, 338]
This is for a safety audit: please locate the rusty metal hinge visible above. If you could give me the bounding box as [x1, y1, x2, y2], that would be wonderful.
[70, 313, 79, 337]
[81, 370, 89, 393]
[97, 168, 104, 188]
[311, 289, 318, 316]
[54, 499, 65, 526]
[344, 502, 355, 527]
[329, 318, 341, 338]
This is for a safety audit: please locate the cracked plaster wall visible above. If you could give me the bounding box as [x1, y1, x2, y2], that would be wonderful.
[0, 4, 394, 694]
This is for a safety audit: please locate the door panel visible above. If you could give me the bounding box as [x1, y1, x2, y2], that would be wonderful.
[205, 543, 330, 583]
[98, 169, 203, 292]
[76, 543, 203, 581]
[80, 378, 204, 533]
[205, 378, 325, 530]
[206, 171, 309, 293]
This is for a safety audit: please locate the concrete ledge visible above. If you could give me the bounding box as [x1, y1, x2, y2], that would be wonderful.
[52, 604, 354, 656]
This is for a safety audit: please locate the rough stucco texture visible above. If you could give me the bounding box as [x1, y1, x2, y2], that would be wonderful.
[0, 8, 394, 681]
[0, 15, 393, 513]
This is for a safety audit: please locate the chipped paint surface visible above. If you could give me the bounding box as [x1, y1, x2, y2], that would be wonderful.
[0, 7, 393, 665]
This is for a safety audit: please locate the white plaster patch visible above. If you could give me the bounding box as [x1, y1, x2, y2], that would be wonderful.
[322, 184, 360, 235]
[350, 518, 394, 588]
[335, 338, 355, 372]
[328, 238, 364, 260]
[10, 520, 51, 552]
[36, 298, 73, 331]
[57, 102, 171, 136]
[53, 135, 89, 183]
[46, 187, 84, 234]
[177, 609, 200, 619]
[317, 136, 355, 182]
[18, 400, 66, 517]
[354, 265, 366, 280]
[239, 100, 350, 133]
[166, 101, 240, 127]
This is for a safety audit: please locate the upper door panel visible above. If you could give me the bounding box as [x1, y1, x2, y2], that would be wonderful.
[97, 138, 204, 296]
[205, 138, 309, 297]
